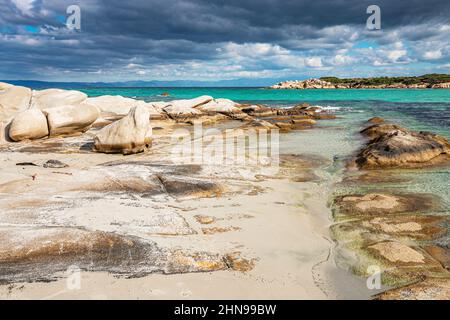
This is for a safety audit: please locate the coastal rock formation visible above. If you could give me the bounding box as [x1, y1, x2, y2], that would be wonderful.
[356, 129, 450, 169]
[270, 79, 336, 89]
[269, 75, 450, 90]
[8, 109, 49, 142]
[43, 103, 99, 137]
[432, 82, 450, 89]
[0, 83, 32, 121]
[94, 105, 152, 155]
[31, 89, 87, 110]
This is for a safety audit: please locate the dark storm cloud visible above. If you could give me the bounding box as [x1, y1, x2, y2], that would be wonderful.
[0, 0, 449, 80]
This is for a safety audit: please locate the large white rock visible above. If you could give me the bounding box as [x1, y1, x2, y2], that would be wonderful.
[168, 96, 213, 109]
[162, 96, 212, 118]
[8, 109, 49, 142]
[195, 98, 242, 114]
[0, 83, 32, 121]
[31, 89, 87, 110]
[93, 105, 152, 155]
[43, 103, 99, 136]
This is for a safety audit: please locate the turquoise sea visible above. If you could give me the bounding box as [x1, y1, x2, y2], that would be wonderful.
[80, 88, 450, 138]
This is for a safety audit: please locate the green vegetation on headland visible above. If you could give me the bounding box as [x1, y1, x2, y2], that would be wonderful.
[320, 74, 450, 86]
[270, 74, 450, 89]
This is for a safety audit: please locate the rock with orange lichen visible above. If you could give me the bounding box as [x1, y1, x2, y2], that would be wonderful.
[224, 252, 256, 272]
[194, 215, 217, 225]
[202, 227, 241, 235]
[0, 227, 233, 283]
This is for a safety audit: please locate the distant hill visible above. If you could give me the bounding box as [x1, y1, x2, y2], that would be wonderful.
[269, 74, 450, 89]
[320, 74, 450, 86]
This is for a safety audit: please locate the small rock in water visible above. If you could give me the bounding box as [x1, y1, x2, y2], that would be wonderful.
[43, 159, 69, 169]
[367, 117, 385, 124]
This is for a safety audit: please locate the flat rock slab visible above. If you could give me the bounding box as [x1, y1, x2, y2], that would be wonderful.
[0, 227, 228, 284]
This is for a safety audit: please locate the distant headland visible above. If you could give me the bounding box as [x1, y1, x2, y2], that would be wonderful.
[269, 74, 450, 89]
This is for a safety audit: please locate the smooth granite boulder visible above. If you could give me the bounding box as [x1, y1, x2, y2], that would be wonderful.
[93, 105, 152, 155]
[43, 103, 99, 137]
[0, 83, 32, 121]
[31, 89, 87, 110]
[8, 109, 49, 141]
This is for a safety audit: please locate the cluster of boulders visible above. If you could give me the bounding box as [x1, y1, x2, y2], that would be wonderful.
[356, 120, 450, 169]
[1, 82, 336, 155]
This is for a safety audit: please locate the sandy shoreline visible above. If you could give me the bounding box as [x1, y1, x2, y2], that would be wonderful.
[0, 153, 342, 299]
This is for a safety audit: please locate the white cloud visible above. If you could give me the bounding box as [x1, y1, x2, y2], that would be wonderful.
[423, 50, 442, 60]
[332, 54, 356, 66]
[305, 57, 323, 68]
[12, 0, 35, 15]
[387, 50, 407, 62]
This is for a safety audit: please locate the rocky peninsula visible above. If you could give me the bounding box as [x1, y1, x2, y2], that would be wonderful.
[269, 74, 450, 89]
[0, 82, 449, 300]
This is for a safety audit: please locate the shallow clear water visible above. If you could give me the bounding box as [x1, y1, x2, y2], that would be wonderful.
[78, 87, 450, 212]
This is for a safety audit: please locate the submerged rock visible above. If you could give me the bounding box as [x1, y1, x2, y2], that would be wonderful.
[367, 117, 385, 124]
[94, 105, 152, 155]
[43, 103, 99, 137]
[8, 109, 49, 141]
[368, 241, 426, 264]
[374, 277, 450, 300]
[334, 193, 437, 217]
[357, 129, 450, 169]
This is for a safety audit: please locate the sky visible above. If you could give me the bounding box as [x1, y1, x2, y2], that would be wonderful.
[0, 0, 449, 84]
